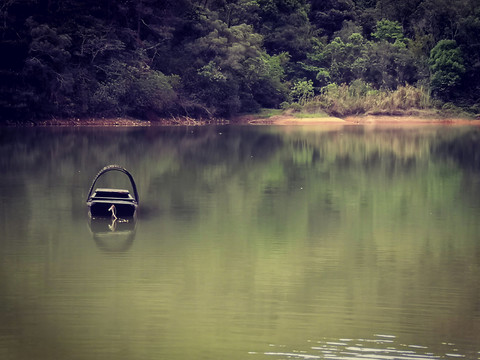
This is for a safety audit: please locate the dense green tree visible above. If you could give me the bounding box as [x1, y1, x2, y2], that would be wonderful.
[202, 0, 261, 27]
[184, 14, 286, 116]
[415, 0, 475, 43]
[91, 58, 179, 118]
[301, 34, 358, 87]
[364, 40, 419, 89]
[455, 7, 480, 108]
[245, 51, 289, 108]
[303, 21, 419, 91]
[309, 0, 355, 40]
[375, 0, 423, 35]
[0, 0, 41, 119]
[372, 19, 406, 46]
[429, 39, 465, 101]
[290, 79, 314, 104]
[257, 0, 316, 60]
[24, 20, 74, 113]
[366, 20, 419, 88]
[315, 33, 368, 85]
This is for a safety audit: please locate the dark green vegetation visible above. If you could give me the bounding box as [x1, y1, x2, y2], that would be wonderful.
[1, 0, 479, 122]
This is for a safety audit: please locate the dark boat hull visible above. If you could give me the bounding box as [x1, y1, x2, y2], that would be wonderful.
[88, 200, 137, 217]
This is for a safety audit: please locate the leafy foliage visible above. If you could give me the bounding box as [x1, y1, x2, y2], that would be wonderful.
[0, 0, 479, 121]
[290, 79, 314, 105]
[372, 19, 406, 47]
[429, 40, 466, 101]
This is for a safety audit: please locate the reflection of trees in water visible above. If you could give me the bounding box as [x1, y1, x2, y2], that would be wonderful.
[2, 126, 479, 228]
[2, 128, 480, 360]
[2, 126, 477, 176]
[0, 125, 448, 185]
[433, 129, 480, 212]
[137, 127, 285, 221]
[0, 178, 30, 241]
[433, 129, 480, 171]
[2, 126, 480, 355]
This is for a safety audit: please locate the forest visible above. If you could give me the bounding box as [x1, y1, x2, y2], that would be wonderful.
[0, 0, 479, 122]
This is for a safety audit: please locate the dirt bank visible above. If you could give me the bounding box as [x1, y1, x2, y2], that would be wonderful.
[245, 114, 480, 126]
[8, 116, 225, 126]
[7, 114, 480, 126]
[37, 117, 151, 126]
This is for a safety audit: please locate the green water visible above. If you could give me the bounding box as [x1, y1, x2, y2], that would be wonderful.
[0, 124, 479, 360]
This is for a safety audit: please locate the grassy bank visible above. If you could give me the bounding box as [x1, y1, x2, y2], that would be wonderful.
[280, 82, 477, 119]
[321, 83, 431, 116]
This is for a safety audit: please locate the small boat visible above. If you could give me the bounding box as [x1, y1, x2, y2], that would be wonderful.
[86, 165, 139, 218]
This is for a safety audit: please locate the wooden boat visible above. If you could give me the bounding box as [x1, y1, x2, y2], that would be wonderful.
[86, 165, 139, 218]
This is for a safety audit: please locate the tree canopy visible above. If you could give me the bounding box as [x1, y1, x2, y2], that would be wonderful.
[1, 0, 479, 121]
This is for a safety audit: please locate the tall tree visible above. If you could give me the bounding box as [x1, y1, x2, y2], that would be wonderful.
[257, 0, 315, 60]
[429, 39, 465, 101]
[309, 0, 355, 40]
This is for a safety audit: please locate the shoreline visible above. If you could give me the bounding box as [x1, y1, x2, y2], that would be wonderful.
[4, 114, 480, 127]
[240, 114, 480, 126]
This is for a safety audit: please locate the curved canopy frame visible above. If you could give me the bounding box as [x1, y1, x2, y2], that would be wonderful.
[86, 165, 139, 204]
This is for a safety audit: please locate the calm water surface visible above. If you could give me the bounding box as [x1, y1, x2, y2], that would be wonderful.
[0, 124, 479, 360]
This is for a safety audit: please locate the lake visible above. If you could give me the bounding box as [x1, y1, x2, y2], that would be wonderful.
[0, 124, 479, 360]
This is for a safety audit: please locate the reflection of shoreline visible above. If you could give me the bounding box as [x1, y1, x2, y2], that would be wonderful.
[88, 217, 137, 252]
[343, 115, 480, 126]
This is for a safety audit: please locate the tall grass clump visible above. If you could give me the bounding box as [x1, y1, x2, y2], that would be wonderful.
[376, 84, 432, 113]
[312, 80, 376, 116]
[312, 81, 432, 117]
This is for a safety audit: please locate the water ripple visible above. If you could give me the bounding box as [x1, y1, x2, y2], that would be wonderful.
[257, 335, 471, 360]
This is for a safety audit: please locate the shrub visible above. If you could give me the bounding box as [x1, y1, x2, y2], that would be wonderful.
[290, 80, 315, 105]
[92, 60, 178, 118]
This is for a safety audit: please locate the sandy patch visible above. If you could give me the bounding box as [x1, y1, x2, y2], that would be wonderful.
[343, 115, 480, 126]
[249, 114, 480, 126]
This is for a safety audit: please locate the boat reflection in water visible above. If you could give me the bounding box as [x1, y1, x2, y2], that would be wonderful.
[88, 216, 137, 252]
